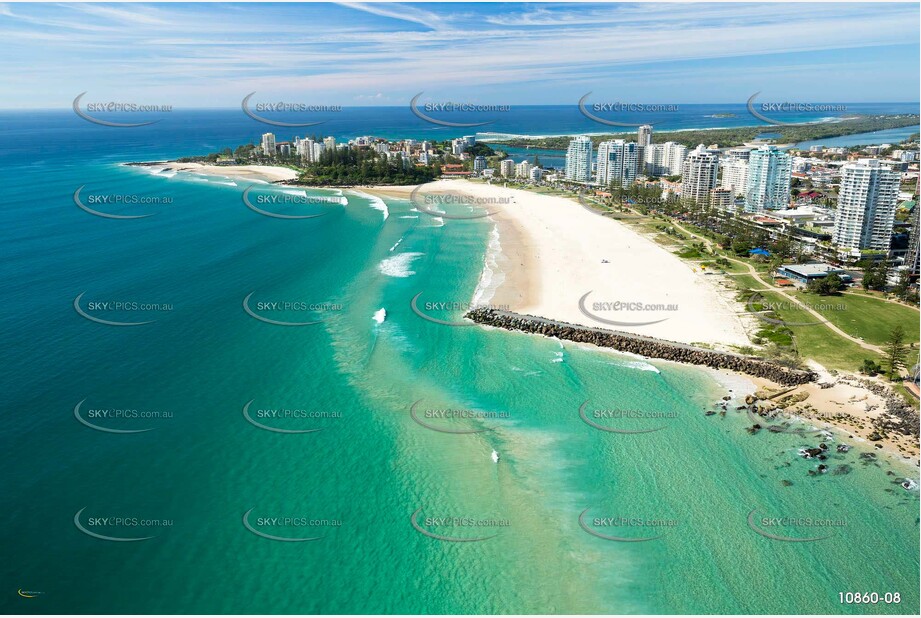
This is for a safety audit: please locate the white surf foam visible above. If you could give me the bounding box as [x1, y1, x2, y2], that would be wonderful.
[350, 190, 389, 220]
[372, 308, 387, 324]
[615, 360, 661, 373]
[378, 252, 423, 278]
[471, 225, 505, 308]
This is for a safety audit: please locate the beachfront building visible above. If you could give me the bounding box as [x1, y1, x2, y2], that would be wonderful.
[500, 158, 515, 178]
[645, 141, 687, 176]
[463, 135, 476, 147]
[721, 159, 749, 197]
[323, 136, 336, 151]
[666, 143, 688, 176]
[777, 263, 852, 285]
[596, 140, 638, 188]
[744, 145, 792, 213]
[529, 166, 543, 182]
[907, 205, 920, 278]
[710, 188, 734, 213]
[451, 138, 467, 156]
[261, 132, 276, 157]
[297, 137, 315, 162]
[636, 125, 652, 174]
[516, 160, 532, 179]
[680, 146, 719, 205]
[832, 158, 900, 251]
[473, 156, 487, 173]
[312, 141, 326, 161]
[727, 148, 752, 162]
[565, 136, 593, 182]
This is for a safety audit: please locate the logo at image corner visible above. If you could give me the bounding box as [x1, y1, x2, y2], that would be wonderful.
[17, 589, 44, 599]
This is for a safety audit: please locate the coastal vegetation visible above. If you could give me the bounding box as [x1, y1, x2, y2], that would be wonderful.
[590, 201, 918, 375]
[293, 147, 436, 186]
[485, 114, 920, 150]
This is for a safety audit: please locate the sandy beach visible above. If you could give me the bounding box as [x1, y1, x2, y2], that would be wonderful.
[371, 179, 752, 349]
[133, 161, 299, 183]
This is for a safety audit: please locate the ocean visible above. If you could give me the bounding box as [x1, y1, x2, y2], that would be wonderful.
[0, 109, 918, 614]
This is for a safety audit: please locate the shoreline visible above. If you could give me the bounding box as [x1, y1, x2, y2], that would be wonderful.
[478, 115, 919, 145]
[124, 160, 298, 183]
[373, 180, 753, 350]
[364, 180, 918, 466]
[119, 166, 919, 465]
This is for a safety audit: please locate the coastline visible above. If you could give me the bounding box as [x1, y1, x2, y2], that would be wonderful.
[125, 160, 298, 183]
[364, 179, 918, 466]
[370, 179, 753, 350]
[118, 165, 919, 466]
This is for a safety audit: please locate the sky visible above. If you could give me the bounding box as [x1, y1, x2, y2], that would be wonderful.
[0, 1, 919, 109]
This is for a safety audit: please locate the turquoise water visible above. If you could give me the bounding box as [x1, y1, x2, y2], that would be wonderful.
[0, 114, 918, 614]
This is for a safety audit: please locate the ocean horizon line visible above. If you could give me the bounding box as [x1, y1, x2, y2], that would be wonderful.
[1, 101, 919, 112]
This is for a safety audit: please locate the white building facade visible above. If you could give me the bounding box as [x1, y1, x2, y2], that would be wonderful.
[833, 158, 900, 251]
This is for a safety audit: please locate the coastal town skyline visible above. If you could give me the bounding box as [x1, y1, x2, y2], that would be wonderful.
[1, 2, 920, 109]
